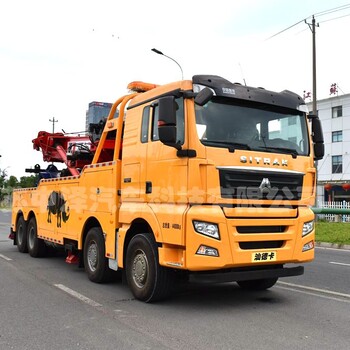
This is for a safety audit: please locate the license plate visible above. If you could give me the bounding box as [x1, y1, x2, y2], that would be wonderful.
[251, 251, 277, 263]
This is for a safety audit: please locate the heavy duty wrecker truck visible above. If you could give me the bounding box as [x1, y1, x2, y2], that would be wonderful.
[10, 75, 324, 302]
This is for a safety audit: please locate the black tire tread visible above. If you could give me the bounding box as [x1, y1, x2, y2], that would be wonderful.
[27, 217, 47, 258]
[83, 227, 115, 283]
[16, 216, 28, 253]
[126, 233, 174, 302]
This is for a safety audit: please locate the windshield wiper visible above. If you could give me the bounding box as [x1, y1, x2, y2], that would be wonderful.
[258, 146, 299, 158]
[201, 140, 251, 151]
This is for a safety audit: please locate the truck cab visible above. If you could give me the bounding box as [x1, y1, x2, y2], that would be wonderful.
[119, 75, 323, 298]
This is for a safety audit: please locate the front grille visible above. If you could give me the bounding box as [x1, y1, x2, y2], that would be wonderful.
[239, 241, 284, 250]
[236, 226, 286, 233]
[219, 168, 303, 200]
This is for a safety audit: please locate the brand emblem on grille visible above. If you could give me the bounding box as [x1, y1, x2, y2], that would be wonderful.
[240, 155, 288, 166]
[259, 177, 271, 194]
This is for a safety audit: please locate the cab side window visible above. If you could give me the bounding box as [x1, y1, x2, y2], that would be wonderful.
[141, 106, 150, 143]
[151, 104, 160, 141]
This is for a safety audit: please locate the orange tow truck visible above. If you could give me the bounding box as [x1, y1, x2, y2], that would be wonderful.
[11, 75, 324, 302]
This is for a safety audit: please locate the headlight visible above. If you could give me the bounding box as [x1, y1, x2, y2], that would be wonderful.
[302, 220, 314, 237]
[193, 221, 220, 240]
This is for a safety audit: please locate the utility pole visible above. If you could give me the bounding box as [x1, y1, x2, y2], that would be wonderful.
[305, 15, 319, 115]
[306, 16, 320, 205]
[49, 117, 58, 133]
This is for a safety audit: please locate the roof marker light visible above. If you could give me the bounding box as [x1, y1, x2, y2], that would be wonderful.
[127, 81, 158, 92]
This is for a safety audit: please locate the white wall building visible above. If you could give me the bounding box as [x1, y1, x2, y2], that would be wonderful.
[307, 93, 350, 204]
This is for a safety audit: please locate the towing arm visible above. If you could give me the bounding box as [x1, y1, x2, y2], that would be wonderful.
[31, 131, 96, 176]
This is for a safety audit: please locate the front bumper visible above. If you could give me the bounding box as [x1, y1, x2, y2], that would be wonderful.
[190, 265, 304, 283]
[185, 205, 315, 271]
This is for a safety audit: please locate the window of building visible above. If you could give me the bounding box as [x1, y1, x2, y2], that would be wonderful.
[332, 130, 342, 143]
[332, 105, 342, 118]
[332, 155, 342, 174]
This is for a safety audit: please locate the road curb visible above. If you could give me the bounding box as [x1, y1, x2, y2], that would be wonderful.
[316, 242, 350, 251]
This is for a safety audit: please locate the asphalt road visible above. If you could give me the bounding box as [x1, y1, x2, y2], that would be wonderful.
[1, 209, 349, 350]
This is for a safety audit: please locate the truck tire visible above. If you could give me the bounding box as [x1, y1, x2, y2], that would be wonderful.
[27, 217, 47, 258]
[126, 233, 174, 302]
[16, 216, 28, 253]
[83, 227, 114, 283]
[237, 277, 278, 291]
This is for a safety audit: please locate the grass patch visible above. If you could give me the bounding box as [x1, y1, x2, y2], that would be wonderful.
[315, 221, 350, 245]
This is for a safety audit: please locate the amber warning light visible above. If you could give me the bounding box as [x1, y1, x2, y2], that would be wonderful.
[127, 81, 158, 92]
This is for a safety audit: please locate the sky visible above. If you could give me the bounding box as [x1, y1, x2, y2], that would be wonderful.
[1, 0, 350, 178]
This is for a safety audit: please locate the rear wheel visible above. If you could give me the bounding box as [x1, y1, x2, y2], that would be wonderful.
[16, 216, 28, 253]
[126, 233, 174, 302]
[84, 227, 114, 283]
[237, 277, 278, 291]
[27, 217, 47, 257]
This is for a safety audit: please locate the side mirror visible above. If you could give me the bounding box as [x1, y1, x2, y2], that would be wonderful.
[312, 117, 324, 143]
[194, 87, 214, 106]
[314, 143, 324, 161]
[311, 117, 324, 160]
[158, 96, 180, 149]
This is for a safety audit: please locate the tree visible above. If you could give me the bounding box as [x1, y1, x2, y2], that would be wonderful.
[0, 169, 6, 187]
[19, 175, 37, 188]
[0, 171, 37, 205]
[0, 168, 8, 202]
[5, 175, 19, 189]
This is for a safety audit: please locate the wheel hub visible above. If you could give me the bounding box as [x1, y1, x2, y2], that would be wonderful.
[87, 241, 98, 272]
[28, 227, 35, 249]
[132, 250, 148, 288]
[17, 226, 23, 245]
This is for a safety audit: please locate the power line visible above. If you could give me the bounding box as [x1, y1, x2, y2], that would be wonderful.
[295, 11, 350, 35]
[319, 12, 350, 24]
[313, 3, 350, 17]
[266, 3, 350, 40]
[266, 18, 305, 40]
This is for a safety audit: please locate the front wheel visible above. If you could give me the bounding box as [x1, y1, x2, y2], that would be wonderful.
[237, 277, 278, 291]
[126, 233, 174, 302]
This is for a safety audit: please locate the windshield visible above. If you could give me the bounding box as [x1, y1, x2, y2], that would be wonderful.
[195, 98, 309, 156]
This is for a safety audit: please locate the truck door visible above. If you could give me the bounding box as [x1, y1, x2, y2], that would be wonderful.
[145, 97, 188, 246]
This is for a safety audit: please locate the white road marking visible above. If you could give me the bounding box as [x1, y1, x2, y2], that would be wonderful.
[54, 284, 102, 307]
[278, 281, 350, 300]
[276, 285, 350, 303]
[0, 253, 12, 261]
[329, 261, 350, 267]
[316, 246, 350, 252]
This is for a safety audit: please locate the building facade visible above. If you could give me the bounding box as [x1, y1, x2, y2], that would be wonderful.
[85, 101, 113, 131]
[307, 94, 350, 203]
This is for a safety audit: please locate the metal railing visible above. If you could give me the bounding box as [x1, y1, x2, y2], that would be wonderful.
[313, 201, 350, 222]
